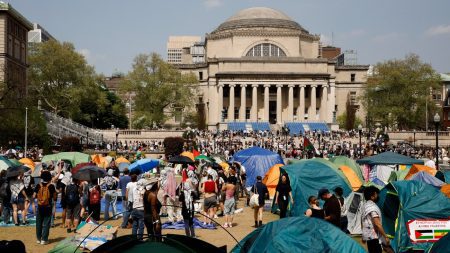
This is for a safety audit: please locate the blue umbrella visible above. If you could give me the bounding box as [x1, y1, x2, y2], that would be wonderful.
[129, 159, 159, 174]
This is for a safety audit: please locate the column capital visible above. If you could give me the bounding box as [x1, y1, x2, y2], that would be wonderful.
[276, 84, 283, 88]
[217, 83, 224, 88]
[310, 84, 318, 88]
[229, 84, 236, 88]
[299, 84, 306, 88]
[288, 84, 295, 88]
[241, 84, 248, 88]
[263, 84, 271, 88]
[252, 84, 259, 88]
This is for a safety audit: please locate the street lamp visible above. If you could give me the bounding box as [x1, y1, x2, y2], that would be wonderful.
[434, 113, 440, 170]
[317, 130, 322, 156]
[86, 131, 89, 147]
[115, 128, 119, 152]
[358, 124, 363, 158]
[413, 129, 416, 150]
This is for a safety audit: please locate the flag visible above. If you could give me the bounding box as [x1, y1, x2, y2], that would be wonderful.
[303, 137, 315, 151]
[193, 149, 200, 158]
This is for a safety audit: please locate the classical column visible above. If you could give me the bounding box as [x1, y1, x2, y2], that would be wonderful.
[228, 84, 235, 121]
[310, 84, 317, 120]
[329, 79, 336, 123]
[218, 84, 223, 122]
[276, 84, 282, 124]
[239, 84, 247, 121]
[321, 85, 328, 121]
[288, 84, 294, 122]
[298, 84, 305, 121]
[252, 84, 258, 121]
[264, 84, 270, 121]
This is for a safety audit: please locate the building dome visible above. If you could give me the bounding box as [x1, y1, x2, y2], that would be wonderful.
[212, 7, 308, 34]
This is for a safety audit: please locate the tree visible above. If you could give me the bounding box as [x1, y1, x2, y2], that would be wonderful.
[163, 137, 184, 158]
[363, 54, 441, 130]
[121, 53, 198, 128]
[345, 94, 356, 130]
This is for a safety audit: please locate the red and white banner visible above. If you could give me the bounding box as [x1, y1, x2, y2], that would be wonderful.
[407, 219, 450, 243]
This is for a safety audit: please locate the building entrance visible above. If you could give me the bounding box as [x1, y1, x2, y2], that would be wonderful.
[269, 101, 277, 124]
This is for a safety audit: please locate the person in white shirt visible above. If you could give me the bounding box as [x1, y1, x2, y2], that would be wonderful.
[124, 174, 138, 228]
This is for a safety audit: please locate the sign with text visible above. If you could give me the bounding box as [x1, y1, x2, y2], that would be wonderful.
[407, 219, 450, 243]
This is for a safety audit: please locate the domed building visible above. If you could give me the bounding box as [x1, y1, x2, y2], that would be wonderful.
[174, 7, 369, 131]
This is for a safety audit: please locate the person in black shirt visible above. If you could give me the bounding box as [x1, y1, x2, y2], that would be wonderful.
[34, 171, 57, 245]
[251, 176, 269, 227]
[305, 196, 324, 219]
[318, 188, 341, 227]
[274, 174, 294, 218]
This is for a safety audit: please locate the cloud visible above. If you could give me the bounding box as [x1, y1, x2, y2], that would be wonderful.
[78, 48, 91, 61]
[371, 32, 404, 43]
[426, 25, 450, 36]
[204, 0, 222, 8]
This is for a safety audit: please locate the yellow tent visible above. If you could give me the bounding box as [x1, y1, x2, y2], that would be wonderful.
[19, 158, 35, 171]
[404, 164, 437, 180]
[263, 164, 283, 199]
[115, 157, 130, 164]
[181, 151, 195, 161]
[339, 165, 363, 191]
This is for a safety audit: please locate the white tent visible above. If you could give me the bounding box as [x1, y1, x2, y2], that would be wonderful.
[344, 191, 365, 235]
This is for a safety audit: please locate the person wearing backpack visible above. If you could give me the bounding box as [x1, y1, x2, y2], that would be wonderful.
[101, 169, 119, 221]
[33, 170, 57, 245]
[64, 178, 81, 233]
[88, 180, 102, 221]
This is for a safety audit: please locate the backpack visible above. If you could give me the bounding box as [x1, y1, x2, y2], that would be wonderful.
[37, 183, 51, 207]
[89, 186, 101, 205]
[65, 184, 80, 207]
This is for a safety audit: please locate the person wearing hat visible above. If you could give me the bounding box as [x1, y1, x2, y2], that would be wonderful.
[33, 170, 57, 245]
[318, 188, 341, 228]
[102, 168, 119, 221]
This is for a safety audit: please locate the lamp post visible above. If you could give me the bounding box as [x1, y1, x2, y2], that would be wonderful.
[434, 113, 440, 170]
[86, 131, 89, 147]
[413, 129, 416, 150]
[24, 107, 28, 158]
[358, 124, 363, 158]
[115, 128, 119, 152]
[317, 130, 322, 156]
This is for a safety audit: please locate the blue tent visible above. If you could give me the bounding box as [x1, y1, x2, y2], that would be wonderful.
[409, 171, 445, 188]
[230, 147, 284, 187]
[231, 216, 366, 253]
[378, 181, 450, 253]
[282, 158, 352, 216]
[129, 158, 159, 174]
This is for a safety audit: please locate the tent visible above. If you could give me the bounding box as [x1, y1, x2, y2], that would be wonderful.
[339, 165, 363, 191]
[0, 155, 14, 172]
[344, 191, 365, 235]
[404, 164, 436, 180]
[262, 164, 283, 199]
[429, 232, 450, 253]
[230, 147, 284, 187]
[282, 158, 352, 216]
[129, 159, 160, 174]
[329, 156, 364, 182]
[409, 171, 445, 188]
[42, 152, 90, 167]
[357, 151, 424, 166]
[377, 181, 450, 253]
[442, 184, 450, 198]
[91, 155, 111, 169]
[231, 216, 366, 253]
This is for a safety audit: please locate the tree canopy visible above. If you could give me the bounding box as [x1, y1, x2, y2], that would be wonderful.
[121, 53, 198, 128]
[363, 54, 441, 130]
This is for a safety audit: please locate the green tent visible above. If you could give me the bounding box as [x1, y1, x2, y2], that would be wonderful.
[357, 151, 424, 165]
[329, 156, 364, 182]
[8, 158, 21, 166]
[42, 152, 90, 167]
[231, 216, 366, 253]
[195, 155, 213, 162]
[0, 156, 14, 171]
[387, 167, 410, 182]
[282, 158, 352, 215]
[429, 232, 450, 253]
[378, 181, 450, 252]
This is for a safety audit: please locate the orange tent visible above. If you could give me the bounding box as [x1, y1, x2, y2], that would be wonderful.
[339, 165, 362, 191]
[115, 157, 130, 164]
[181, 151, 195, 161]
[91, 154, 109, 169]
[263, 164, 283, 199]
[441, 184, 450, 198]
[405, 164, 437, 180]
[19, 158, 35, 171]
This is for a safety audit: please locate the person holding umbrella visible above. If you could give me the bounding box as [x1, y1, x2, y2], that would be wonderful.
[34, 170, 57, 245]
[73, 165, 106, 221]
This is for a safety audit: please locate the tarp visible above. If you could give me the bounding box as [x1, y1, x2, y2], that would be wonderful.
[329, 156, 364, 182]
[42, 152, 91, 167]
[377, 181, 450, 253]
[409, 171, 445, 188]
[262, 164, 283, 198]
[0, 156, 14, 172]
[344, 191, 365, 235]
[404, 164, 436, 180]
[129, 159, 159, 174]
[339, 165, 363, 191]
[230, 147, 284, 187]
[231, 216, 366, 253]
[282, 158, 352, 215]
[357, 151, 424, 165]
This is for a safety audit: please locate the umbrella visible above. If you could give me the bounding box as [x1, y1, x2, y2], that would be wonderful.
[71, 162, 96, 175]
[19, 158, 35, 171]
[195, 155, 213, 162]
[6, 165, 29, 178]
[180, 151, 195, 161]
[0, 156, 14, 172]
[118, 162, 130, 172]
[42, 152, 90, 167]
[129, 159, 159, 174]
[32, 163, 43, 177]
[8, 158, 21, 166]
[115, 157, 130, 164]
[73, 165, 105, 181]
[169, 155, 194, 164]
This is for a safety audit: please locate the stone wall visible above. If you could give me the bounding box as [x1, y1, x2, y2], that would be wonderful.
[388, 131, 450, 147]
[101, 129, 184, 142]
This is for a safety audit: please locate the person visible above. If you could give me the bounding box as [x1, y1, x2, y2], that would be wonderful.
[162, 167, 177, 223]
[56, 174, 67, 228]
[179, 190, 195, 237]
[79, 180, 89, 219]
[88, 180, 102, 221]
[64, 178, 81, 233]
[124, 174, 138, 228]
[217, 169, 227, 217]
[222, 178, 236, 228]
[201, 174, 218, 225]
[34, 171, 57, 245]
[10, 173, 28, 226]
[23, 171, 35, 222]
[274, 174, 294, 218]
[1, 173, 12, 224]
[118, 168, 131, 228]
[143, 178, 162, 237]
[251, 176, 269, 227]
[102, 169, 119, 221]
[334, 187, 349, 233]
[305, 196, 324, 219]
[362, 186, 391, 253]
[131, 179, 146, 240]
[318, 188, 341, 227]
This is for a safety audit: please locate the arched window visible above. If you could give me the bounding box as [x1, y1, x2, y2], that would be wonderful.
[245, 43, 286, 57]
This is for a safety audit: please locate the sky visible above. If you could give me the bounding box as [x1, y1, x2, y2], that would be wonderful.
[9, 0, 450, 75]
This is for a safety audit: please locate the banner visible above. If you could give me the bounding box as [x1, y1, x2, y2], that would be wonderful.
[407, 219, 450, 243]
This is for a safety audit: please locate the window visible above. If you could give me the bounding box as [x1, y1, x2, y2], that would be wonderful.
[351, 73, 356, 82]
[245, 43, 286, 57]
[222, 107, 228, 120]
[199, 71, 203, 80]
